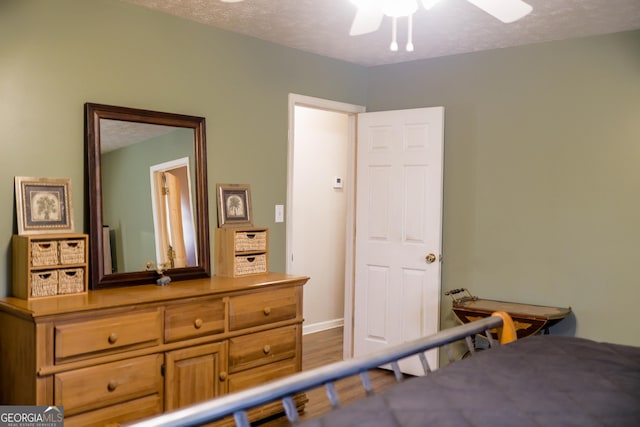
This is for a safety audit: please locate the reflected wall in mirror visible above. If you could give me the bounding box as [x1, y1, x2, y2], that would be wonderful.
[85, 103, 210, 289]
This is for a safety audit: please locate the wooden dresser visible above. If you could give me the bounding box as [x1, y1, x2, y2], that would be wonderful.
[0, 273, 308, 426]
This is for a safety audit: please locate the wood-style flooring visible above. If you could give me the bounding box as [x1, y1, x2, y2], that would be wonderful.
[257, 327, 398, 426]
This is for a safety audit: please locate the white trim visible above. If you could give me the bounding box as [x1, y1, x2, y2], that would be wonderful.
[302, 318, 344, 335]
[287, 94, 365, 359]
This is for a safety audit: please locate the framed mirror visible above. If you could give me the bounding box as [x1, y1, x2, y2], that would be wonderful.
[85, 103, 210, 289]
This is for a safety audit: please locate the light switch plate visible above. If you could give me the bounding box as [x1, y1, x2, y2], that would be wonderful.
[275, 205, 284, 223]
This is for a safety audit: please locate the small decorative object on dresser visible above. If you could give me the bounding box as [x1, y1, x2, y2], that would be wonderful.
[145, 261, 172, 286]
[12, 233, 88, 299]
[15, 176, 74, 235]
[216, 183, 253, 227]
[215, 227, 269, 277]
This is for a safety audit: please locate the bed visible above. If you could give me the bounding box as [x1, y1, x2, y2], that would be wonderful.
[128, 313, 640, 427]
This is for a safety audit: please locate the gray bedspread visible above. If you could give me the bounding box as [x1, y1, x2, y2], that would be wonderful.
[299, 335, 640, 427]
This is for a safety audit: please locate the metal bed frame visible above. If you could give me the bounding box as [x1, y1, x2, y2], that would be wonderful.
[128, 313, 515, 427]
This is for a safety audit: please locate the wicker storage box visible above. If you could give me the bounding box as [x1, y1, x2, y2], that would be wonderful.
[58, 268, 85, 294]
[234, 254, 267, 276]
[59, 239, 85, 264]
[215, 227, 269, 277]
[30, 241, 58, 267]
[13, 234, 88, 300]
[234, 231, 268, 252]
[31, 270, 58, 297]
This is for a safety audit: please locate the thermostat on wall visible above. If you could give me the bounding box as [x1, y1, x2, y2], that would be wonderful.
[333, 176, 343, 189]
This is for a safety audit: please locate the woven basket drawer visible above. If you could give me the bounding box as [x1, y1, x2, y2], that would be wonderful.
[31, 241, 58, 266]
[234, 254, 267, 276]
[234, 231, 267, 252]
[31, 270, 58, 297]
[59, 239, 85, 264]
[58, 268, 85, 294]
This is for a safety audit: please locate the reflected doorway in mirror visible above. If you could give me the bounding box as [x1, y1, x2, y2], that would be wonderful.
[150, 157, 198, 270]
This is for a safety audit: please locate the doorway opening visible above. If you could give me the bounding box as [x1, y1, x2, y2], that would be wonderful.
[287, 94, 365, 358]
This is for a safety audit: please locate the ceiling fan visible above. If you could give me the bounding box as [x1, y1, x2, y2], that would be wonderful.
[349, 0, 532, 51]
[219, 0, 533, 51]
[350, 0, 532, 34]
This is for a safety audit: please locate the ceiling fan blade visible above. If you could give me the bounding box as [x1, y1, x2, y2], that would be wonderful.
[349, 7, 384, 36]
[466, 0, 532, 23]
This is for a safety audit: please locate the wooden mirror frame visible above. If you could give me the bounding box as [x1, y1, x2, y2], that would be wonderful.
[85, 103, 210, 289]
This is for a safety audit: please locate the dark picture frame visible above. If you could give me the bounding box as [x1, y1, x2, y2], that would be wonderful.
[15, 176, 74, 235]
[216, 184, 253, 227]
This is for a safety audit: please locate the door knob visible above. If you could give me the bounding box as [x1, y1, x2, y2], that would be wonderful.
[425, 253, 437, 264]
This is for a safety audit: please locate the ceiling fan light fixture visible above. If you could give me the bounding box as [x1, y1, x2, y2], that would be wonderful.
[348, 0, 533, 54]
[381, 0, 418, 18]
[351, 0, 418, 18]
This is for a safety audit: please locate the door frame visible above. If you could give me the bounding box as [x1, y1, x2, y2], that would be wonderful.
[287, 94, 365, 358]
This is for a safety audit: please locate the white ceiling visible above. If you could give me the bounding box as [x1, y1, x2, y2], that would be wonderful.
[123, 0, 640, 66]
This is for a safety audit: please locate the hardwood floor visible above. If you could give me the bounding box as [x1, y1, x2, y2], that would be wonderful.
[256, 327, 398, 426]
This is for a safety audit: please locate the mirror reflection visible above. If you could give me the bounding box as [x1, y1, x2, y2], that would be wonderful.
[100, 120, 197, 273]
[85, 103, 210, 289]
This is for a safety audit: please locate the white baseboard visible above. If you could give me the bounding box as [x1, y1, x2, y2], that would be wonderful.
[302, 318, 344, 335]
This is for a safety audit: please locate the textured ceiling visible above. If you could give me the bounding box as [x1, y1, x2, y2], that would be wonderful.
[122, 0, 640, 66]
[101, 119, 178, 153]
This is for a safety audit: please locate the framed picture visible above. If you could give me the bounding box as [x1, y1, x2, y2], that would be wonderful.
[15, 176, 74, 235]
[216, 184, 253, 227]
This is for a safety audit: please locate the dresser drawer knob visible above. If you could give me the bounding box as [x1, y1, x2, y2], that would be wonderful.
[219, 371, 228, 381]
[108, 333, 118, 344]
[263, 307, 271, 316]
[107, 380, 118, 392]
[263, 345, 271, 354]
[194, 318, 203, 329]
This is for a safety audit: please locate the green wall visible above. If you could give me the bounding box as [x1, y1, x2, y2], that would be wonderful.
[366, 31, 640, 345]
[1, 0, 638, 346]
[0, 0, 367, 294]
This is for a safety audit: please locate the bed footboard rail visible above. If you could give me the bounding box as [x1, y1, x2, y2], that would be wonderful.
[128, 313, 514, 427]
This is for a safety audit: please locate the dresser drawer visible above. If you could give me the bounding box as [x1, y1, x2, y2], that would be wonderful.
[228, 286, 299, 331]
[165, 297, 225, 342]
[229, 325, 298, 373]
[234, 254, 267, 276]
[63, 394, 162, 427]
[234, 230, 268, 252]
[54, 354, 163, 416]
[55, 310, 162, 361]
[228, 358, 298, 393]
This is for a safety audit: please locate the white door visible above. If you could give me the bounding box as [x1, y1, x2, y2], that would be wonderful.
[353, 107, 444, 375]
